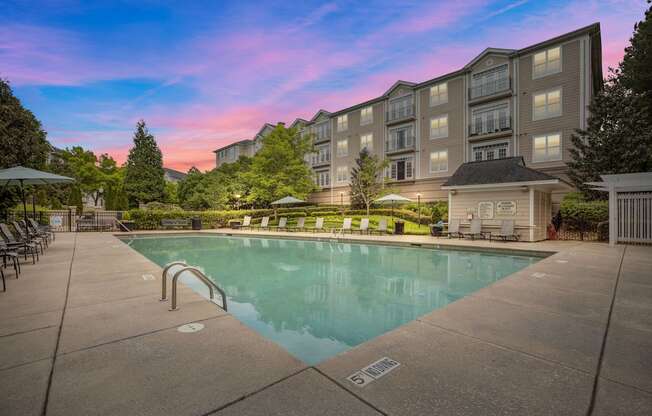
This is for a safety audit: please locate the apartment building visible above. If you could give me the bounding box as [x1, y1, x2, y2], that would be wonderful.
[213, 23, 602, 206]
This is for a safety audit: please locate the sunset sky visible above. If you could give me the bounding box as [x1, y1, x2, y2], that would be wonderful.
[1, 0, 647, 172]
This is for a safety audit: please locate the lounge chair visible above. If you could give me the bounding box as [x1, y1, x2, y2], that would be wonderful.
[333, 218, 352, 235]
[288, 217, 306, 232]
[239, 216, 252, 230]
[354, 218, 370, 234]
[12, 221, 45, 253]
[255, 216, 270, 231]
[446, 219, 463, 238]
[463, 219, 485, 240]
[491, 220, 519, 242]
[0, 240, 21, 276]
[0, 223, 38, 263]
[370, 218, 388, 235]
[308, 217, 325, 233]
[21, 220, 50, 247]
[29, 218, 55, 242]
[271, 217, 288, 231]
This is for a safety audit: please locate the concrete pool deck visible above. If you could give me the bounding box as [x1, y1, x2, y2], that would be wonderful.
[1, 231, 650, 415]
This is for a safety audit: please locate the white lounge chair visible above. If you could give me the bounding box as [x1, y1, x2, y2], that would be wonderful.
[446, 219, 462, 238]
[240, 216, 252, 230]
[354, 218, 369, 234]
[308, 217, 325, 233]
[491, 220, 519, 241]
[334, 218, 352, 235]
[463, 219, 485, 240]
[289, 217, 306, 232]
[370, 218, 388, 235]
[255, 216, 270, 231]
[271, 217, 288, 231]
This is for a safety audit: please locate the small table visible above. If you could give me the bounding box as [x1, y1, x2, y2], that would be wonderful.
[230, 221, 242, 229]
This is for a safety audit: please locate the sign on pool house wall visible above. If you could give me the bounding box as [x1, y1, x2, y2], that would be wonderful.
[477, 200, 517, 219]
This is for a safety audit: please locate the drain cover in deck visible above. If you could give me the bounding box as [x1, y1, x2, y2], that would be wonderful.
[177, 323, 205, 333]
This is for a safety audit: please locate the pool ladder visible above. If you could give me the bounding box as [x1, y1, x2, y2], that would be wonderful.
[161, 261, 228, 312]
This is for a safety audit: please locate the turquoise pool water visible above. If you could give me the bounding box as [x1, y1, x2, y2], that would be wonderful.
[123, 235, 540, 364]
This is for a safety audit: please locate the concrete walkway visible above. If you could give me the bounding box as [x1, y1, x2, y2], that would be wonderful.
[1, 232, 650, 415]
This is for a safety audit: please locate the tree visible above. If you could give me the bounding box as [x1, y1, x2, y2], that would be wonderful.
[177, 167, 205, 209]
[568, 76, 652, 199]
[124, 120, 165, 206]
[620, 1, 652, 111]
[349, 148, 389, 214]
[244, 124, 315, 205]
[0, 79, 51, 216]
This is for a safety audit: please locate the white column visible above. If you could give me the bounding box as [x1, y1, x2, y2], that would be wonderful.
[609, 184, 617, 246]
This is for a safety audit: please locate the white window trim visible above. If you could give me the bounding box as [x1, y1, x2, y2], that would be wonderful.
[336, 166, 348, 183]
[337, 115, 348, 132]
[336, 138, 348, 157]
[429, 149, 448, 174]
[360, 133, 373, 151]
[429, 114, 449, 140]
[532, 45, 562, 80]
[429, 82, 448, 107]
[471, 140, 510, 161]
[532, 87, 562, 121]
[360, 106, 373, 126]
[532, 132, 563, 163]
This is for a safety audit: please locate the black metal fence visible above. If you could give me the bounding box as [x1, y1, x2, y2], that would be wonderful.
[4, 209, 126, 232]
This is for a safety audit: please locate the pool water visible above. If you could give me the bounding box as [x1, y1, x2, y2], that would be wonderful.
[123, 235, 540, 364]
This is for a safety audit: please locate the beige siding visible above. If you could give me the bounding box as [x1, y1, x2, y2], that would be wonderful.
[418, 77, 464, 179]
[449, 189, 532, 240]
[518, 39, 582, 171]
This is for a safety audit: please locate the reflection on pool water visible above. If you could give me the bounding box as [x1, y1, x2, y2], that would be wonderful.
[122, 235, 540, 365]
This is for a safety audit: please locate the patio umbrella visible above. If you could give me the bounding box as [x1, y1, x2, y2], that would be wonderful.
[374, 193, 412, 225]
[0, 166, 74, 235]
[270, 196, 305, 220]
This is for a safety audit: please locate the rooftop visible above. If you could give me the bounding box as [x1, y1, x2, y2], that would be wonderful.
[443, 157, 562, 188]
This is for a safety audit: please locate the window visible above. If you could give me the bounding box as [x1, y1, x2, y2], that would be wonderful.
[387, 96, 414, 121]
[360, 133, 373, 151]
[472, 142, 509, 161]
[337, 138, 348, 157]
[386, 125, 414, 152]
[429, 82, 448, 106]
[337, 115, 348, 132]
[533, 88, 561, 120]
[360, 106, 373, 125]
[386, 157, 414, 181]
[315, 170, 330, 187]
[471, 65, 509, 99]
[312, 121, 331, 141]
[336, 166, 349, 183]
[470, 103, 510, 136]
[533, 46, 561, 78]
[429, 115, 448, 139]
[533, 133, 562, 162]
[429, 150, 448, 173]
[310, 145, 330, 165]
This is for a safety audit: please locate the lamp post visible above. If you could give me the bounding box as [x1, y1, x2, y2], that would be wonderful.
[339, 192, 344, 215]
[417, 193, 422, 228]
[234, 194, 241, 210]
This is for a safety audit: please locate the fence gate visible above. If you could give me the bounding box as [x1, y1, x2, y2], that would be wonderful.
[617, 192, 652, 244]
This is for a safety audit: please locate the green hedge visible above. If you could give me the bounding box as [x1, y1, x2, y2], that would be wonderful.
[560, 193, 608, 231]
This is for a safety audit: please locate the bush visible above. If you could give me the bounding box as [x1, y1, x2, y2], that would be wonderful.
[127, 208, 273, 230]
[560, 192, 609, 231]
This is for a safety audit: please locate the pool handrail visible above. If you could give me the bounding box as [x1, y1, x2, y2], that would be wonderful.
[161, 261, 227, 312]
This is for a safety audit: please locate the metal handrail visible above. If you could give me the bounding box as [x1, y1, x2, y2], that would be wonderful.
[169, 266, 227, 312]
[161, 261, 188, 301]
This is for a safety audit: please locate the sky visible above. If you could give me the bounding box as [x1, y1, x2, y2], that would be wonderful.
[1, 0, 647, 172]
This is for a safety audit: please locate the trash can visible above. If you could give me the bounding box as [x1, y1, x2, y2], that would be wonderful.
[191, 217, 202, 230]
[394, 220, 405, 235]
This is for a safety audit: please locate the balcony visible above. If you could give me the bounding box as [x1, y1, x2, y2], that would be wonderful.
[386, 104, 416, 125]
[385, 136, 415, 155]
[310, 153, 331, 167]
[469, 115, 512, 137]
[469, 77, 511, 101]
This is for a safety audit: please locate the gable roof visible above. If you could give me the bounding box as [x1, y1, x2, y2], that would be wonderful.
[255, 123, 275, 137]
[290, 118, 308, 128]
[309, 109, 331, 123]
[442, 157, 561, 188]
[463, 48, 516, 70]
[163, 168, 187, 181]
[383, 80, 416, 97]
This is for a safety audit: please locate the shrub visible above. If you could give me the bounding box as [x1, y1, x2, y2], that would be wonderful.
[560, 193, 609, 231]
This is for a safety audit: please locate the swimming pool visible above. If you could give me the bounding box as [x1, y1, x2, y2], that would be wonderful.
[122, 234, 541, 364]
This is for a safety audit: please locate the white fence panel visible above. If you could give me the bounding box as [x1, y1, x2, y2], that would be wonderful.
[617, 192, 652, 244]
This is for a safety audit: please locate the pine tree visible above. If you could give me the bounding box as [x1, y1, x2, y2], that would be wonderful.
[350, 148, 388, 214]
[124, 120, 165, 206]
[620, 1, 652, 111]
[568, 76, 652, 199]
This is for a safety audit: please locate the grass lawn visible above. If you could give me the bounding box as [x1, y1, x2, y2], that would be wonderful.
[261, 214, 431, 235]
